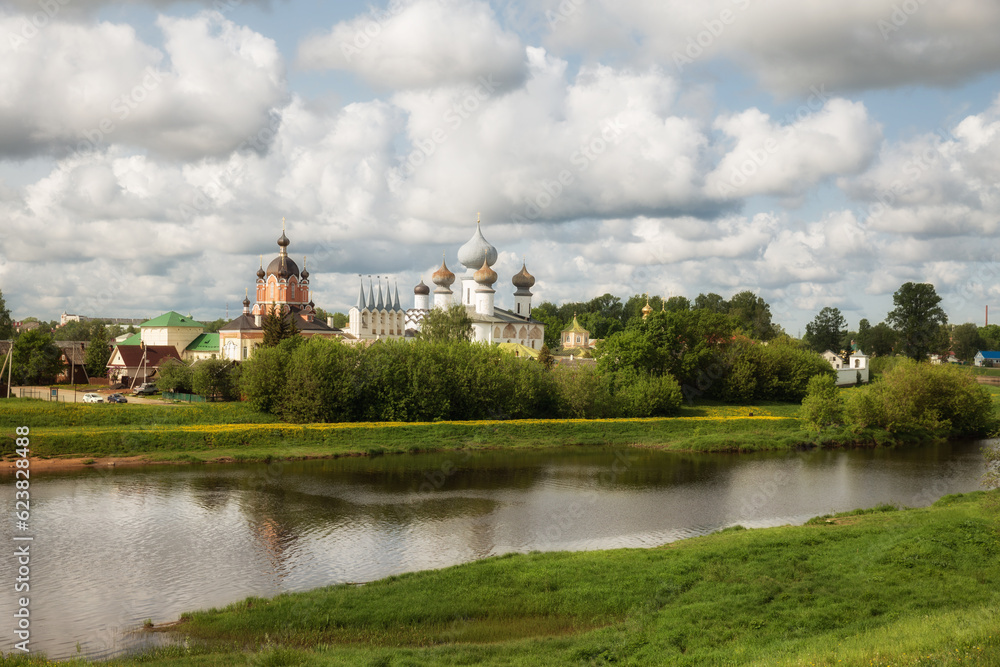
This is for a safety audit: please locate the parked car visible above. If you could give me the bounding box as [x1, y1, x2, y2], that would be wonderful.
[82, 393, 103, 403]
[106, 393, 128, 404]
[132, 383, 158, 396]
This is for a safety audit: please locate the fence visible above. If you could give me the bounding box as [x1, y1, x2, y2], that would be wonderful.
[163, 392, 207, 403]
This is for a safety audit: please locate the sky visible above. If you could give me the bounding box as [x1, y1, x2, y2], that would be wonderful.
[4, 0, 1000, 334]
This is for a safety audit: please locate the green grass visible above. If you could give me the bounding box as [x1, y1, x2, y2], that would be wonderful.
[0, 398, 811, 462]
[87, 489, 1000, 666]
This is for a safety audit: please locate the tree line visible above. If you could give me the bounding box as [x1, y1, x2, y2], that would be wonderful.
[803, 282, 995, 362]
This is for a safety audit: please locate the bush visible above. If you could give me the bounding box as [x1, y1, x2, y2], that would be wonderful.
[799, 374, 844, 432]
[718, 341, 833, 403]
[550, 365, 615, 419]
[612, 370, 683, 417]
[844, 360, 995, 438]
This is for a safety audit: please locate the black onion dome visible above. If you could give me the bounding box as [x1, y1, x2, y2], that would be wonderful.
[242, 294, 251, 308]
[266, 255, 300, 279]
[256, 266, 266, 279]
[277, 230, 290, 248]
[414, 279, 430, 295]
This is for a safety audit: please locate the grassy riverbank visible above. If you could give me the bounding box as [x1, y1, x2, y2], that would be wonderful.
[66, 489, 994, 666]
[0, 399, 809, 465]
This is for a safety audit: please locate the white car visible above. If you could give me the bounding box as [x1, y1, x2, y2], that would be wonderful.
[82, 393, 103, 403]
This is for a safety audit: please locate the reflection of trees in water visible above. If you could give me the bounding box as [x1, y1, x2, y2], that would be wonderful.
[234, 479, 501, 574]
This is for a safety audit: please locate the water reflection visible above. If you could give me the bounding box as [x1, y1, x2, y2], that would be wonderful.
[0, 440, 989, 660]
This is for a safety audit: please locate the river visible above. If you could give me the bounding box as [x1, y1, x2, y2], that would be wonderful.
[0, 440, 990, 659]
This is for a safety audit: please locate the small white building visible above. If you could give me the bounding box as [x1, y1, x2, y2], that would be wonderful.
[823, 349, 869, 386]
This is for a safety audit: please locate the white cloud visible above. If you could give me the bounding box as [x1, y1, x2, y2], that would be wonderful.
[0, 11, 285, 159]
[707, 99, 881, 199]
[540, 0, 1000, 95]
[297, 0, 527, 90]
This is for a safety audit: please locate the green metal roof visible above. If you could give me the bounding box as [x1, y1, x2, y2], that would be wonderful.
[185, 333, 220, 353]
[141, 311, 205, 328]
[118, 333, 141, 346]
[561, 315, 588, 334]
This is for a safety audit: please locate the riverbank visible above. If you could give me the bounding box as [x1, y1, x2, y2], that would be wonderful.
[84, 489, 1000, 666]
[0, 399, 813, 470]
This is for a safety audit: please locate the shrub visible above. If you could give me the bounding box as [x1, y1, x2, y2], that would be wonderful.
[799, 374, 844, 432]
[551, 365, 615, 418]
[844, 360, 995, 438]
[612, 370, 683, 417]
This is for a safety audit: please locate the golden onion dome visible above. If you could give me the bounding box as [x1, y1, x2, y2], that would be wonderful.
[432, 256, 456, 288]
[474, 256, 498, 287]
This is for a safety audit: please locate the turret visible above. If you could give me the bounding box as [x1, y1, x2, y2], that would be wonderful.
[474, 257, 497, 317]
[413, 279, 430, 310]
[512, 259, 535, 318]
[432, 255, 456, 309]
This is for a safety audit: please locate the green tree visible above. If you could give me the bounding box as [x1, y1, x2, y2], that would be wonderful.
[157, 359, 194, 393]
[886, 282, 947, 361]
[664, 296, 691, 312]
[855, 318, 872, 353]
[201, 318, 227, 333]
[950, 323, 984, 362]
[0, 289, 12, 339]
[727, 291, 775, 340]
[800, 374, 845, 432]
[804, 307, 847, 353]
[979, 324, 1000, 352]
[261, 303, 298, 347]
[867, 322, 897, 357]
[419, 304, 472, 342]
[84, 325, 112, 378]
[11, 329, 64, 385]
[192, 358, 238, 400]
[537, 344, 555, 370]
[694, 292, 728, 313]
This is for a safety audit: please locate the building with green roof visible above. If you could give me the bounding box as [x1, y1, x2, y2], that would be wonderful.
[561, 315, 590, 351]
[139, 311, 207, 358]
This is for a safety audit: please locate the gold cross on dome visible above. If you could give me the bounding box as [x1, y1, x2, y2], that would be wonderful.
[282, 217, 286, 230]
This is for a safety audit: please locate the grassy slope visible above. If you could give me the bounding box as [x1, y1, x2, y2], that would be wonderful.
[0, 399, 809, 462]
[80, 490, 999, 666]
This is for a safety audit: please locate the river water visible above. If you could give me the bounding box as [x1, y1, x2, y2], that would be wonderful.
[0, 441, 990, 660]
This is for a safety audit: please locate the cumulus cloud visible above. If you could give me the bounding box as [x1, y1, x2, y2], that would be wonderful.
[0, 11, 285, 159]
[540, 0, 1000, 95]
[297, 0, 527, 90]
[706, 99, 881, 199]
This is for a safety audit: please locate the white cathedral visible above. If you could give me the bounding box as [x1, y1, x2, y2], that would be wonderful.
[347, 218, 545, 348]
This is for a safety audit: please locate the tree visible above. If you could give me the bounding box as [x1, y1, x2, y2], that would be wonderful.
[419, 304, 472, 342]
[867, 322, 897, 357]
[855, 318, 873, 353]
[537, 344, 555, 370]
[951, 323, 984, 363]
[664, 296, 691, 312]
[192, 358, 239, 400]
[979, 324, 1000, 352]
[157, 359, 193, 393]
[201, 318, 228, 333]
[11, 329, 64, 385]
[694, 292, 728, 313]
[886, 282, 947, 361]
[727, 291, 776, 340]
[804, 307, 847, 353]
[261, 303, 298, 347]
[84, 325, 112, 378]
[0, 290, 12, 339]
